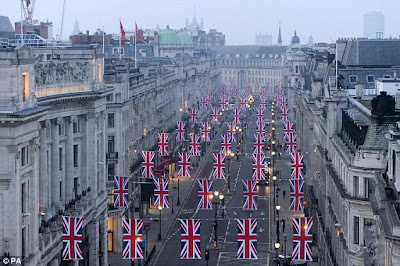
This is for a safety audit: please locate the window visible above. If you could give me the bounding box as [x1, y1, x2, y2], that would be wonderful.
[21, 182, 26, 213]
[349, 75, 357, 83]
[108, 164, 115, 182]
[367, 75, 375, 83]
[22, 227, 26, 258]
[106, 94, 114, 102]
[21, 146, 29, 167]
[353, 176, 359, 197]
[384, 74, 391, 79]
[393, 150, 396, 179]
[46, 54, 51, 61]
[353, 216, 360, 244]
[108, 136, 115, 153]
[59, 147, 63, 170]
[73, 119, 80, 133]
[108, 113, 115, 128]
[98, 64, 102, 83]
[22, 73, 29, 103]
[295, 66, 299, 73]
[364, 178, 371, 199]
[59, 181, 62, 201]
[58, 123, 65, 136]
[46, 126, 51, 139]
[73, 145, 79, 167]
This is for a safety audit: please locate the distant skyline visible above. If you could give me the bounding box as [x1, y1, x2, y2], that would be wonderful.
[2, 0, 399, 45]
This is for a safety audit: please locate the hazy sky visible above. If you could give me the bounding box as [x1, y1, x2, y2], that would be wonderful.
[2, 0, 399, 45]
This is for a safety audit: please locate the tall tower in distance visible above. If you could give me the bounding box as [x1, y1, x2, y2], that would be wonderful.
[277, 23, 282, 45]
[363, 12, 385, 39]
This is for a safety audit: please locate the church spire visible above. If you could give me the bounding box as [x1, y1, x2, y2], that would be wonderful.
[277, 22, 282, 45]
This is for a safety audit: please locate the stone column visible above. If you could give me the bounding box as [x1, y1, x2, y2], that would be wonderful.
[38, 122, 48, 210]
[51, 119, 61, 208]
[88, 217, 100, 266]
[65, 116, 74, 202]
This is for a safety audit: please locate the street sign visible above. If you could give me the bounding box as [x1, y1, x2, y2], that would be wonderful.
[144, 222, 150, 231]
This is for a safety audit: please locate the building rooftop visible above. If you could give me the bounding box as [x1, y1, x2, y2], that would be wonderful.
[213, 45, 287, 55]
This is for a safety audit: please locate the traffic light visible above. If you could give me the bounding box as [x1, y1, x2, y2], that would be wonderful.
[205, 249, 210, 261]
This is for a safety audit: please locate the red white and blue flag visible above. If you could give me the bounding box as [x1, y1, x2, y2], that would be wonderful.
[240, 96, 247, 110]
[292, 217, 313, 261]
[290, 152, 304, 179]
[211, 107, 220, 124]
[201, 122, 211, 142]
[122, 219, 144, 259]
[280, 95, 287, 111]
[285, 132, 297, 155]
[178, 152, 191, 177]
[212, 152, 226, 179]
[233, 108, 241, 124]
[283, 120, 294, 136]
[242, 180, 257, 210]
[141, 151, 155, 178]
[190, 107, 198, 124]
[197, 180, 213, 210]
[253, 133, 264, 155]
[256, 121, 265, 136]
[237, 218, 258, 259]
[227, 122, 236, 142]
[62, 216, 83, 260]
[176, 121, 186, 141]
[281, 105, 289, 124]
[289, 179, 304, 212]
[154, 178, 169, 208]
[180, 219, 201, 259]
[158, 133, 169, 155]
[200, 96, 208, 109]
[114, 176, 129, 208]
[252, 152, 265, 180]
[220, 95, 228, 109]
[189, 134, 201, 156]
[259, 97, 267, 111]
[221, 134, 232, 156]
[206, 94, 212, 107]
[256, 108, 264, 124]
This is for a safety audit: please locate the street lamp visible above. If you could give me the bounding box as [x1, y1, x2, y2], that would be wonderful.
[158, 206, 163, 241]
[226, 152, 235, 195]
[274, 242, 281, 264]
[272, 174, 277, 206]
[276, 205, 281, 244]
[209, 191, 224, 248]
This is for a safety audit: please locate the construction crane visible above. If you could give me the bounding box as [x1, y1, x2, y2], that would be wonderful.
[22, 0, 36, 24]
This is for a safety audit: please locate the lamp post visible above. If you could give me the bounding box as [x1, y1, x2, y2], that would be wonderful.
[274, 242, 280, 265]
[158, 206, 163, 241]
[284, 234, 287, 264]
[177, 179, 180, 206]
[209, 191, 224, 248]
[226, 151, 235, 195]
[276, 205, 281, 244]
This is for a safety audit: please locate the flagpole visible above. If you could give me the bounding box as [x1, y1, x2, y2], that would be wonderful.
[135, 21, 137, 68]
[102, 26, 105, 82]
[119, 18, 122, 60]
[20, 0, 24, 45]
[336, 39, 338, 90]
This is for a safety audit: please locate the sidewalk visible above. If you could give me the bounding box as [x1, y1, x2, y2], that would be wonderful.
[108, 108, 219, 266]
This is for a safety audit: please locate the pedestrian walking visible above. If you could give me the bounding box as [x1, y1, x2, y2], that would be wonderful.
[282, 189, 286, 199]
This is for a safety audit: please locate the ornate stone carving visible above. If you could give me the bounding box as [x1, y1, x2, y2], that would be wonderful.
[35, 61, 90, 86]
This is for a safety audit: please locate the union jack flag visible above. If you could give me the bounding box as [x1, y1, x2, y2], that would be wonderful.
[178, 152, 191, 177]
[158, 133, 169, 155]
[240, 96, 247, 110]
[283, 120, 294, 135]
[212, 152, 226, 179]
[62, 216, 83, 260]
[176, 121, 186, 141]
[206, 94, 212, 107]
[197, 179, 213, 209]
[180, 219, 201, 259]
[291, 152, 304, 179]
[242, 180, 257, 210]
[253, 133, 264, 155]
[221, 134, 231, 156]
[114, 176, 129, 208]
[259, 98, 267, 111]
[233, 108, 241, 124]
[200, 96, 208, 109]
[227, 122, 236, 142]
[190, 107, 198, 124]
[220, 95, 228, 109]
[256, 108, 264, 124]
[289, 179, 304, 212]
[189, 134, 201, 156]
[201, 122, 211, 142]
[276, 94, 283, 108]
[211, 107, 220, 124]
[280, 95, 287, 111]
[281, 105, 289, 124]
[237, 218, 258, 259]
[252, 152, 265, 180]
[154, 178, 169, 208]
[285, 132, 297, 155]
[292, 217, 313, 261]
[256, 121, 265, 136]
[122, 219, 144, 259]
[141, 151, 155, 178]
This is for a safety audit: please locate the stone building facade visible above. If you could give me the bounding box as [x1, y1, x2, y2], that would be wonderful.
[283, 39, 400, 266]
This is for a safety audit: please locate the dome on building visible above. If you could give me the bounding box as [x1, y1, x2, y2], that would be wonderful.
[295, 50, 306, 57]
[291, 31, 300, 44]
[158, 26, 180, 45]
[177, 31, 193, 45]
